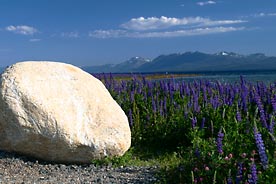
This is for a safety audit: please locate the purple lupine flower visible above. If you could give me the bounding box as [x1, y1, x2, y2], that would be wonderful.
[249, 86, 255, 103]
[186, 84, 190, 96]
[142, 76, 146, 85]
[216, 128, 224, 154]
[193, 94, 200, 113]
[242, 98, 248, 112]
[195, 147, 200, 158]
[212, 95, 220, 109]
[163, 80, 168, 91]
[216, 80, 223, 95]
[163, 97, 167, 114]
[236, 110, 242, 122]
[169, 82, 174, 100]
[234, 85, 239, 96]
[191, 117, 197, 129]
[184, 110, 188, 118]
[188, 100, 192, 110]
[203, 90, 207, 104]
[240, 81, 248, 112]
[253, 126, 269, 169]
[227, 177, 233, 184]
[128, 110, 133, 128]
[271, 95, 276, 112]
[248, 162, 257, 184]
[240, 75, 245, 85]
[254, 93, 268, 128]
[147, 85, 152, 98]
[181, 82, 186, 96]
[210, 97, 215, 109]
[229, 88, 235, 106]
[207, 86, 213, 96]
[227, 167, 233, 183]
[236, 163, 243, 184]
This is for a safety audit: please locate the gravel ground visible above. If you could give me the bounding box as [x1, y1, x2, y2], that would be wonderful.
[0, 151, 159, 184]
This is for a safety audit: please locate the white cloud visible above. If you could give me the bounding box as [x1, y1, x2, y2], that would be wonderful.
[253, 12, 276, 17]
[121, 16, 201, 30]
[29, 38, 41, 42]
[203, 20, 246, 26]
[197, 1, 216, 6]
[61, 32, 79, 38]
[136, 27, 245, 38]
[121, 16, 246, 31]
[268, 13, 276, 16]
[5, 25, 37, 35]
[89, 27, 245, 38]
[89, 30, 128, 39]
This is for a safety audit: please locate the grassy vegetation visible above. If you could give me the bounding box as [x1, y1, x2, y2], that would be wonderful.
[93, 73, 276, 183]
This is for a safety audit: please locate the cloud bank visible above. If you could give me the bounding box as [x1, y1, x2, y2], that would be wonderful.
[61, 32, 79, 38]
[197, 1, 216, 6]
[90, 16, 246, 38]
[253, 12, 276, 17]
[5, 25, 37, 35]
[121, 16, 245, 31]
[89, 27, 245, 39]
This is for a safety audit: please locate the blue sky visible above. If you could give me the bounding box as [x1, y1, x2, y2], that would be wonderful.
[0, 0, 276, 67]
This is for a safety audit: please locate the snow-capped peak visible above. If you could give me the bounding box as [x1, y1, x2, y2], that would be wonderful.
[128, 56, 151, 63]
[215, 51, 229, 56]
[221, 51, 228, 56]
[215, 51, 242, 57]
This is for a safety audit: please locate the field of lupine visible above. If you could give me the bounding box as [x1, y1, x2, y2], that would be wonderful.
[95, 73, 276, 184]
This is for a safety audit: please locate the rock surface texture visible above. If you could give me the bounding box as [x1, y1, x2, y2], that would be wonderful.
[0, 61, 131, 163]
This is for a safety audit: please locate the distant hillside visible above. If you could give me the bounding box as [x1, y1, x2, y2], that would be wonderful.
[82, 57, 151, 73]
[82, 52, 276, 73]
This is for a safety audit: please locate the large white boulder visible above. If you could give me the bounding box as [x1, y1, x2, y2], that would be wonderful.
[0, 61, 131, 163]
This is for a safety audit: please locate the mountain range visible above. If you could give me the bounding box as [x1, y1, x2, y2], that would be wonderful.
[82, 51, 276, 73]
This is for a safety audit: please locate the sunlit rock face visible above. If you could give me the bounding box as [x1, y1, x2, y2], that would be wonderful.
[0, 61, 131, 163]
